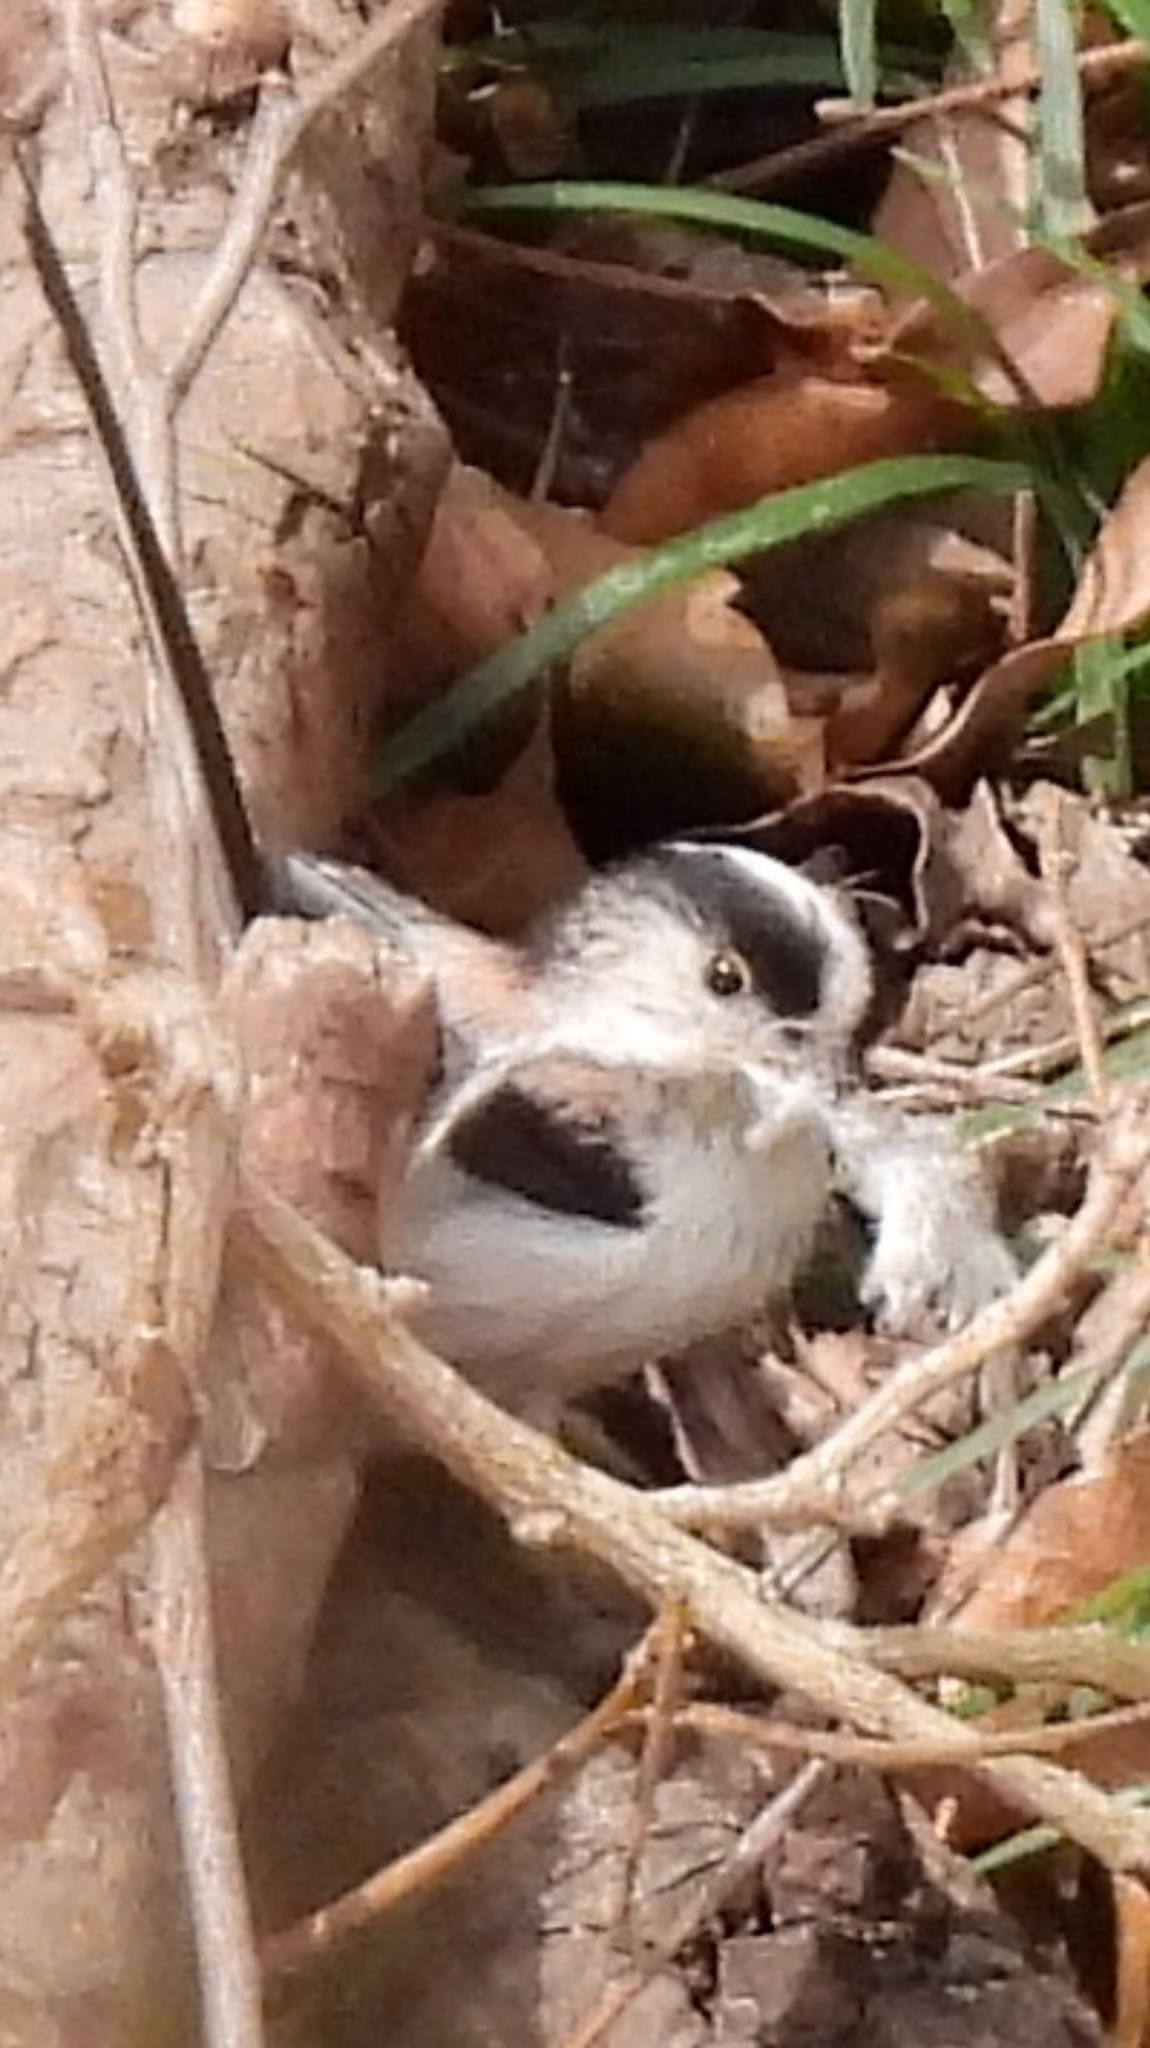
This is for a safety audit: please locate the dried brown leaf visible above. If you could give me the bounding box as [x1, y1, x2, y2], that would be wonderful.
[893, 455, 1150, 797]
[601, 368, 968, 546]
[955, 1430, 1150, 1636]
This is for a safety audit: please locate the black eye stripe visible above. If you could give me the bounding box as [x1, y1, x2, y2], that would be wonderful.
[654, 849, 826, 1018]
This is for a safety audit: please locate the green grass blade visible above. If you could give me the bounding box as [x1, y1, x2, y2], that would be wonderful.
[460, 178, 1048, 403]
[1100, 0, 1150, 42]
[374, 454, 1027, 787]
[446, 26, 929, 107]
[463, 177, 953, 297]
[1034, 0, 1090, 234]
[841, 0, 879, 107]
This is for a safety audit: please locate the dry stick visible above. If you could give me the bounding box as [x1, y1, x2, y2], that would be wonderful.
[655, 1111, 1149, 1535]
[653, 1698, 1150, 1770]
[236, 1179, 1150, 1875]
[146, 1451, 265, 2048]
[980, 1001, 1150, 1082]
[858, 1621, 1150, 1699]
[1074, 1244, 1150, 1466]
[63, 0, 447, 549]
[1036, 794, 1108, 1105]
[709, 35, 1148, 193]
[610, 1600, 690, 1946]
[168, 0, 447, 409]
[263, 1625, 654, 1980]
[962, 909, 1150, 1032]
[555, 1760, 828, 2048]
[868, 1043, 1043, 1102]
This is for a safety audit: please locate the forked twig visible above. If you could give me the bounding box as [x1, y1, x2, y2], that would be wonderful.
[263, 1621, 658, 1979]
[656, 1109, 1150, 1533]
[650, 1698, 1150, 1770]
[234, 1175, 1150, 1876]
[710, 35, 1148, 194]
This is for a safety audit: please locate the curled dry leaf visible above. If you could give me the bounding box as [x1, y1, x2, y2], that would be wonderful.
[404, 220, 869, 504]
[364, 717, 590, 933]
[601, 363, 969, 545]
[825, 572, 1005, 769]
[916, 1432, 1150, 1846]
[394, 464, 810, 870]
[532, 492, 814, 851]
[890, 454, 1150, 799]
[881, 244, 1123, 413]
[393, 462, 554, 714]
[735, 776, 958, 949]
[381, 465, 586, 927]
[950, 1430, 1150, 1639]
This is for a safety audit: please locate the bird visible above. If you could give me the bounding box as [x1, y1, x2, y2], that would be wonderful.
[277, 840, 1015, 1421]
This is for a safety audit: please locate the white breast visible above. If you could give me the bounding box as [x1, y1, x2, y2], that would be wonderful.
[382, 1068, 834, 1416]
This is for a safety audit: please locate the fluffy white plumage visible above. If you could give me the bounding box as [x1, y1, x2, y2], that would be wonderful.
[281, 841, 1014, 1418]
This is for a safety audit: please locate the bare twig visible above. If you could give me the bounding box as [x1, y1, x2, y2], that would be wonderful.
[857, 1622, 1150, 1698]
[235, 1176, 1150, 1875]
[611, 1600, 690, 1945]
[62, 0, 146, 399]
[50, 0, 446, 945]
[1073, 1245, 1150, 1465]
[63, 0, 446, 533]
[979, 1001, 1150, 1083]
[709, 35, 1148, 194]
[656, 1109, 1150, 1534]
[1037, 792, 1107, 1104]
[145, 1451, 265, 2048]
[654, 1698, 1150, 1770]
[263, 1626, 653, 1979]
[168, 0, 445, 400]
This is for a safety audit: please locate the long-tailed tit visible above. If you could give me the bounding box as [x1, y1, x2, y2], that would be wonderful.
[279, 842, 1015, 1420]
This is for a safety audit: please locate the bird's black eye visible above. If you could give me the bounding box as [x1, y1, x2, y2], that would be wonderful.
[705, 950, 750, 998]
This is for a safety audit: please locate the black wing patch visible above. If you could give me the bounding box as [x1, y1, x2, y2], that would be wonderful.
[448, 1079, 646, 1229]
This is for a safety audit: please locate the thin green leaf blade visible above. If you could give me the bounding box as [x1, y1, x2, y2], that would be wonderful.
[841, 0, 879, 107]
[1034, 0, 1090, 234]
[375, 454, 1027, 787]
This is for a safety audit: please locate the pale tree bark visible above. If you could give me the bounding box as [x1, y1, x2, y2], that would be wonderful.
[0, 3, 445, 2039]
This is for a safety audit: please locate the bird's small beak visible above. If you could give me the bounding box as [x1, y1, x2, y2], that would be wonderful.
[741, 1071, 826, 1155]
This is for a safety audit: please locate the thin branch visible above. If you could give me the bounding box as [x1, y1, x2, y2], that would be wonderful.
[167, 0, 447, 404]
[263, 1626, 652, 1979]
[145, 1451, 265, 2048]
[610, 1599, 689, 1945]
[857, 1621, 1150, 1698]
[234, 1176, 1150, 1876]
[656, 1109, 1150, 1533]
[62, 0, 147, 400]
[654, 1698, 1150, 1770]
[1037, 791, 1107, 1104]
[709, 34, 1148, 194]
